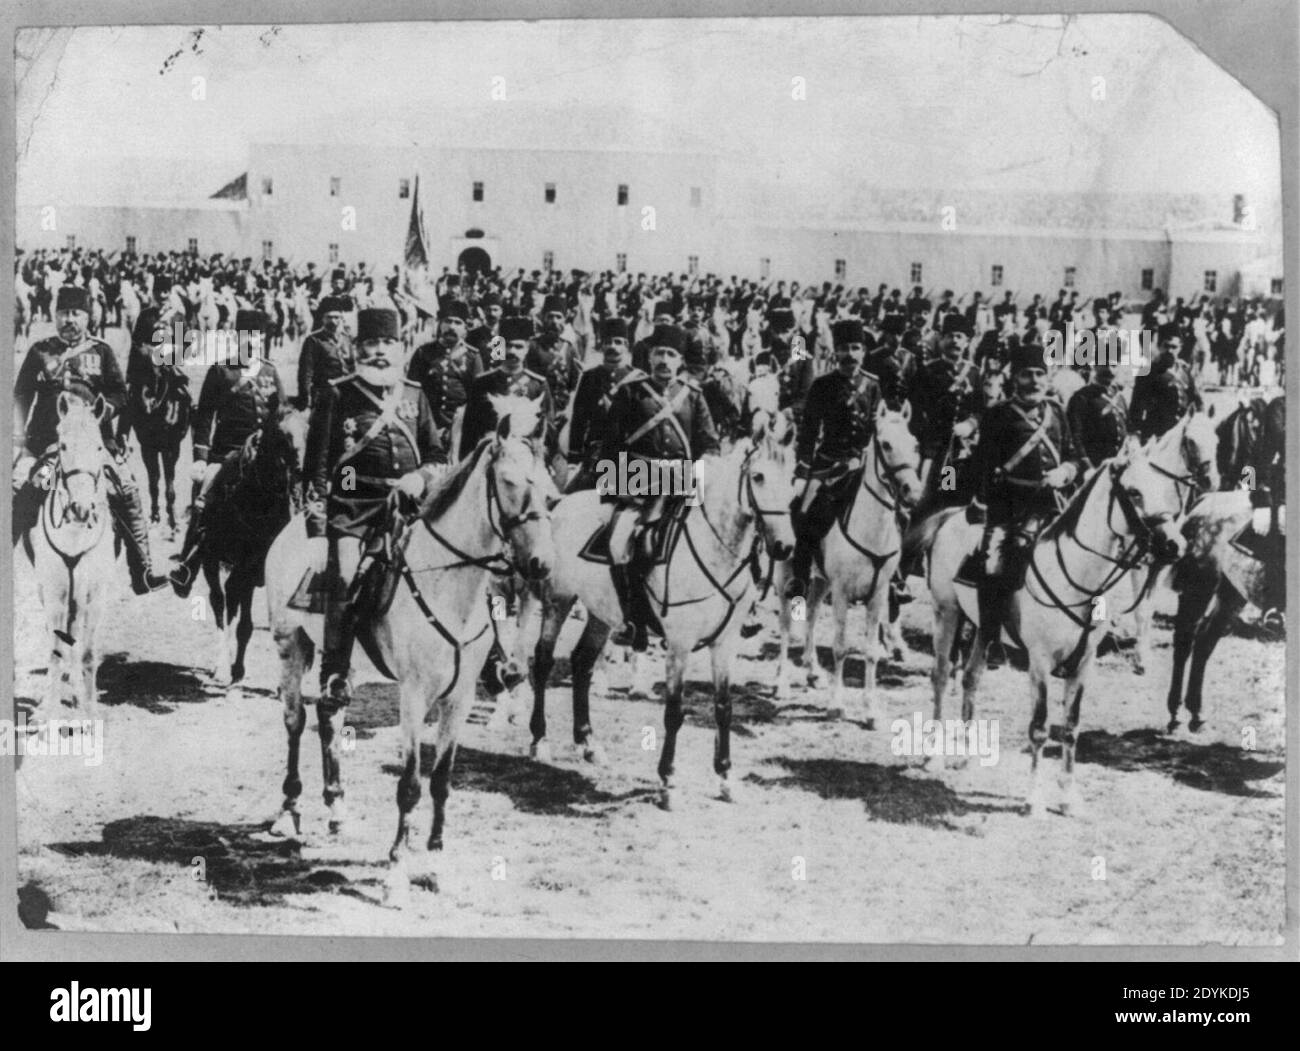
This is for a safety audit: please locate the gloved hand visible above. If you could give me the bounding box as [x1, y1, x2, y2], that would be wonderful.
[190, 460, 208, 484]
[953, 418, 976, 439]
[396, 471, 425, 500]
[1044, 464, 1076, 489]
[13, 454, 36, 490]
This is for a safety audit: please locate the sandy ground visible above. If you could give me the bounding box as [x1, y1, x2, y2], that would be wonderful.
[11, 321, 1286, 943]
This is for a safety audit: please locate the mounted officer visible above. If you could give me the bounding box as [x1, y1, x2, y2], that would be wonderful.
[459, 315, 554, 459]
[784, 318, 883, 601]
[565, 317, 633, 493]
[12, 285, 169, 594]
[303, 307, 447, 708]
[596, 324, 720, 648]
[908, 314, 981, 508]
[295, 294, 355, 412]
[170, 310, 285, 596]
[1066, 347, 1129, 472]
[1128, 324, 1203, 440]
[407, 298, 483, 441]
[970, 341, 1085, 667]
[527, 293, 582, 419]
[752, 307, 817, 423]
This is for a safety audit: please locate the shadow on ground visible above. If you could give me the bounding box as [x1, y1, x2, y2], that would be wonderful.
[97, 655, 212, 714]
[1078, 728, 1284, 797]
[745, 756, 1022, 827]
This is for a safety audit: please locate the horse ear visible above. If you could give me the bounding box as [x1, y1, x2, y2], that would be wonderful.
[898, 399, 912, 423]
[876, 400, 888, 421]
[1206, 402, 1215, 419]
[92, 394, 107, 421]
[57, 391, 70, 418]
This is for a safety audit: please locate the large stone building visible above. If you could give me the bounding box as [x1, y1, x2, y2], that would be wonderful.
[16, 141, 1280, 300]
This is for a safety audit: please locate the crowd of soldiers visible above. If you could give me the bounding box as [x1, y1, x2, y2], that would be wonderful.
[13, 244, 1288, 697]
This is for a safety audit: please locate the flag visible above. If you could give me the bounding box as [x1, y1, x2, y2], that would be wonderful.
[404, 172, 430, 270]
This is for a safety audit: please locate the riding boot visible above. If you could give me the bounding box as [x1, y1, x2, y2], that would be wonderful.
[320, 581, 356, 708]
[977, 578, 1009, 669]
[11, 480, 41, 549]
[784, 537, 813, 601]
[168, 504, 208, 598]
[609, 563, 641, 648]
[108, 472, 169, 595]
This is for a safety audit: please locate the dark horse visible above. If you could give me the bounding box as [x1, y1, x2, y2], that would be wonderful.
[1214, 396, 1266, 493]
[122, 357, 192, 534]
[199, 406, 308, 696]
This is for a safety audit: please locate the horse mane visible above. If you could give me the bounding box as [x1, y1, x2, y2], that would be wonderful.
[419, 440, 492, 523]
[487, 393, 542, 440]
[1038, 461, 1110, 543]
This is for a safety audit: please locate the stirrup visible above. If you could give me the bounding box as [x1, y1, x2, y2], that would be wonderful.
[135, 570, 170, 595]
[611, 621, 638, 648]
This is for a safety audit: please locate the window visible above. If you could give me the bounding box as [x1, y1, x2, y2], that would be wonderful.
[472, 181, 484, 202]
[759, 257, 771, 280]
[261, 176, 273, 196]
[688, 255, 699, 276]
[690, 186, 702, 207]
[66, 235, 76, 250]
[544, 183, 556, 204]
[328, 243, 339, 264]
[1141, 268, 1154, 291]
[991, 264, 1003, 287]
[187, 237, 198, 254]
[834, 259, 846, 281]
[398, 178, 410, 199]
[329, 177, 340, 197]
[910, 262, 922, 284]
[1203, 270, 1217, 293]
[1271, 277, 1284, 295]
[125, 236, 136, 254]
[1064, 266, 1077, 288]
[262, 240, 274, 262]
[616, 253, 627, 274]
[617, 184, 629, 206]
[542, 250, 554, 272]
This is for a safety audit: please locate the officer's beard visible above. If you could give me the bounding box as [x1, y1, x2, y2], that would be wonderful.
[357, 360, 403, 388]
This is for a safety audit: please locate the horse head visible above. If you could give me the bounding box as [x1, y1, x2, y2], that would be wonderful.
[54, 391, 108, 525]
[1113, 436, 1194, 565]
[871, 401, 923, 510]
[487, 393, 556, 582]
[735, 435, 797, 560]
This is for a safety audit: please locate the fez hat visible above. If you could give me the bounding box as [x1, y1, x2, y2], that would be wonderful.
[318, 295, 353, 315]
[357, 308, 400, 342]
[132, 306, 171, 346]
[976, 330, 1001, 359]
[542, 294, 567, 315]
[831, 318, 866, 347]
[683, 335, 708, 367]
[481, 292, 503, 308]
[331, 266, 346, 281]
[942, 313, 972, 337]
[236, 309, 270, 334]
[500, 316, 535, 343]
[56, 286, 90, 313]
[153, 274, 173, 298]
[1157, 321, 1182, 343]
[600, 317, 629, 342]
[880, 314, 906, 336]
[1008, 341, 1048, 373]
[767, 308, 796, 331]
[651, 300, 678, 319]
[439, 298, 469, 322]
[650, 324, 686, 353]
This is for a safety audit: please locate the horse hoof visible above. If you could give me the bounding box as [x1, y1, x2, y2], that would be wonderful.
[1165, 719, 1181, 734]
[580, 740, 606, 765]
[268, 810, 301, 840]
[825, 706, 844, 721]
[718, 777, 735, 803]
[1188, 718, 1205, 734]
[530, 739, 553, 764]
[863, 716, 877, 731]
[658, 785, 675, 811]
[327, 804, 348, 836]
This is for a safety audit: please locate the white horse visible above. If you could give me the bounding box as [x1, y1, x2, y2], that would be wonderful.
[528, 437, 796, 808]
[263, 395, 557, 902]
[915, 425, 1192, 816]
[119, 278, 141, 335]
[773, 405, 924, 723]
[22, 394, 118, 725]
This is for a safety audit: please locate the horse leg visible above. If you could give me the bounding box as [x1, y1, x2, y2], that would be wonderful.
[143, 446, 161, 525]
[529, 589, 570, 763]
[773, 565, 794, 700]
[162, 444, 180, 535]
[202, 560, 228, 681]
[829, 583, 856, 722]
[1184, 583, 1242, 733]
[270, 626, 310, 839]
[1058, 671, 1089, 817]
[801, 574, 828, 692]
[570, 617, 610, 764]
[1026, 668, 1052, 819]
[228, 573, 256, 696]
[1166, 584, 1213, 732]
[427, 680, 473, 856]
[711, 633, 740, 801]
[386, 678, 426, 905]
[317, 672, 350, 837]
[657, 647, 688, 811]
[860, 585, 890, 732]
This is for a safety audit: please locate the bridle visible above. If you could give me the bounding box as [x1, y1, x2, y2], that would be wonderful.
[861, 428, 921, 515]
[1147, 422, 1214, 516]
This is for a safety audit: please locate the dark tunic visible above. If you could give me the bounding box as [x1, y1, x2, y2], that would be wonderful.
[974, 397, 1084, 525]
[459, 367, 555, 460]
[407, 341, 483, 433]
[864, 347, 917, 409]
[908, 356, 982, 462]
[1128, 357, 1202, 440]
[795, 368, 882, 480]
[525, 334, 582, 411]
[597, 370, 720, 467]
[295, 327, 354, 411]
[14, 335, 126, 454]
[192, 358, 284, 463]
[304, 375, 444, 540]
[1066, 382, 1129, 471]
[567, 361, 635, 465]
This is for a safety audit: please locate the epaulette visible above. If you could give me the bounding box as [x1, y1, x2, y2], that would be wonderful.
[523, 368, 547, 382]
[329, 372, 357, 386]
[681, 375, 703, 391]
[403, 379, 422, 390]
[614, 368, 650, 389]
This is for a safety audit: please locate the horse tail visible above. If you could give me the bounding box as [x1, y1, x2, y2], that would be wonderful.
[902, 506, 963, 567]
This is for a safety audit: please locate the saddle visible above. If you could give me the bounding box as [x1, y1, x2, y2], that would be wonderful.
[579, 496, 691, 566]
[1229, 509, 1286, 566]
[288, 506, 410, 617]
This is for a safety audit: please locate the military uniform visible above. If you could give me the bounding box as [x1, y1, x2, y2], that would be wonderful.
[566, 360, 634, 475]
[12, 322, 167, 594]
[1128, 355, 1202, 440]
[1066, 381, 1129, 471]
[864, 345, 916, 409]
[525, 333, 582, 413]
[459, 366, 555, 460]
[407, 340, 483, 436]
[192, 357, 285, 466]
[295, 325, 354, 412]
[908, 354, 982, 505]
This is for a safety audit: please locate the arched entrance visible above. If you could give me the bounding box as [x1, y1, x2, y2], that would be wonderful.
[457, 246, 491, 275]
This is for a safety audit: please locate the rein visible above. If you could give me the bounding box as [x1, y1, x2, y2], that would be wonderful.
[832, 432, 919, 594]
